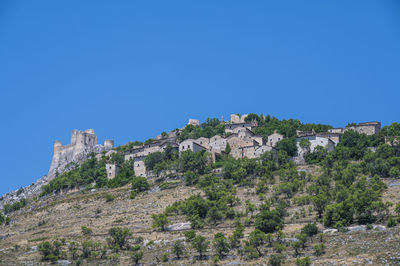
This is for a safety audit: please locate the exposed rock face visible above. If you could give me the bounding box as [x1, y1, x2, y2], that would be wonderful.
[0, 175, 48, 210]
[0, 129, 113, 209]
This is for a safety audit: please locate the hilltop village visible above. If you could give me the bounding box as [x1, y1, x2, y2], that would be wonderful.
[2, 114, 400, 265]
[47, 114, 382, 181]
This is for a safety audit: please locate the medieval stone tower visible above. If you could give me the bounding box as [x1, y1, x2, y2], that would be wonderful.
[48, 129, 113, 179]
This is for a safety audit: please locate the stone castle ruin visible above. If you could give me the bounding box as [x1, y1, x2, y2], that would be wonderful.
[48, 129, 114, 179]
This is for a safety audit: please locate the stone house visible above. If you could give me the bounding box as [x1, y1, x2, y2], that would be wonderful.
[327, 122, 381, 136]
[315, 132, 341, 145]
[179, 139, 207, 153]
[195, 137, 210, 149]
[124, 139, 177, 160]
[224, 122, 257, 134]
[226, 133, 257, 152]
[347, 122, 381, 135]
[209, 135, 227, 153]
[188, 119, 200, 126]
[296, 135, 335, 155]
[231, 144, 275, 159]
[267, 130, 284, 147]
[297, 129, 340, 146]
[105, 162, 119, 179]
[133, 156, 146, 177]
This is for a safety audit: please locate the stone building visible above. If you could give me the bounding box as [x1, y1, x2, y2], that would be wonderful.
[347, 122, 381, 135]
[231, 144, 275, 159]
[385, 136, 400, 146]
[124, 138, 177, 160]
[179, 139, 207, 153]
[209, 135, 227, 153]
[224, 122, 257, 134]
[188, 119, 200, 126]
[267, 130, 284, 147]
[105, 162, 119, 179]
[133, 156, 146, 177]
[295, 134, 335, 164]
[230, 114, 248, 124]
[297, 129, 340, 145]
[48, 129, 114, 180]
[327, 122, 381, 136]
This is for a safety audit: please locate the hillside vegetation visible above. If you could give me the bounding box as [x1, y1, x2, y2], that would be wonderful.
[1, 116, 400, 265]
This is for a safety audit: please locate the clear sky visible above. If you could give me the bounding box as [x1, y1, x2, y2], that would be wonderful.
[1, 1, 399, 195]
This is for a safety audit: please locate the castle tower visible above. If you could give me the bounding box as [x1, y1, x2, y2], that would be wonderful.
[104, 140, 114, 150]
[54, 140, 62, 152]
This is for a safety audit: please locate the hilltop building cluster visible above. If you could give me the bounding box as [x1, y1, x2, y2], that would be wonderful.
[49, 116, 382, 180]
[105, 115, 381, 178]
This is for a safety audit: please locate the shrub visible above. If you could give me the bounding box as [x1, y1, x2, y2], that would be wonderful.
[254, 209, 284, 233]
[301, 223, 319, 237]
[152, 213, 170, 231]
[38, 241, 63, 262]
[131, 176, 150, 192]
[105, 193, 115, 202]
[387, 216, 397, 228]
[173, 240, 185, 259]
[130, 190, 137, 199]
[296, 256, 312, 266]
[107, 227, 132, 251]
[191, 235, 209, 259]
[161, 252, 169, 262]
[241, 244, 259, 260]
[314, 243, 326, 256]
[268, 254, 285, 266]
[131, 248, 143, 265]
[213, 233, 230, 257]
[81, 226, 93, 236]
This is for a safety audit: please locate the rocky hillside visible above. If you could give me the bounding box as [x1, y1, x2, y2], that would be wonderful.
[1, 165, 400, 265]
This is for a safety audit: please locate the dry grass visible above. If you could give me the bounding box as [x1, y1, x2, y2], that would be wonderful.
[1, 169, 400, 265]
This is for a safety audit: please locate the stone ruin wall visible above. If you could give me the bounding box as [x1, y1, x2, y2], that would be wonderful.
[48, 129, 113, 180]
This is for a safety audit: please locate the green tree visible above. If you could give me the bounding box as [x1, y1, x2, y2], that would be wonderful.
[296, 257, 312, 266]
[207, 206, 223, 225]
[191, 235, 209, 259]
[81, 226, 93, 236]
[107, 227, 131, 251]
[225, 143, 231, 154]
[314, 243, 326, 256]
[268, 254, 285, 266]
[144, 152, 164, 171]
[301, 223, 319, 237]
[131, 247, 143, 265]
[276, 138, 298, 157]
[131, 176, 150, 192]
[152, 213, 170, 231]
[173, 240, 185, 259]
[213, 233, 230, 257]
[248, 229, 266, 257]
[254, 209, 284, 233]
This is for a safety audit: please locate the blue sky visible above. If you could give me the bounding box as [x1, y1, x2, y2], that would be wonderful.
[1, 1, 399, 195]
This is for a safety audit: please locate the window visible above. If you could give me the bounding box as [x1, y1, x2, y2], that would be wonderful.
[188, 145, 190, 148]
[278, 138, 280, 141]
[109, 173, 111, 177]
[109, 166, 112, 170]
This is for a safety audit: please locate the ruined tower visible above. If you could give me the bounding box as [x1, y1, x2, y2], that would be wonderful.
[48, 129, 114, 180]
